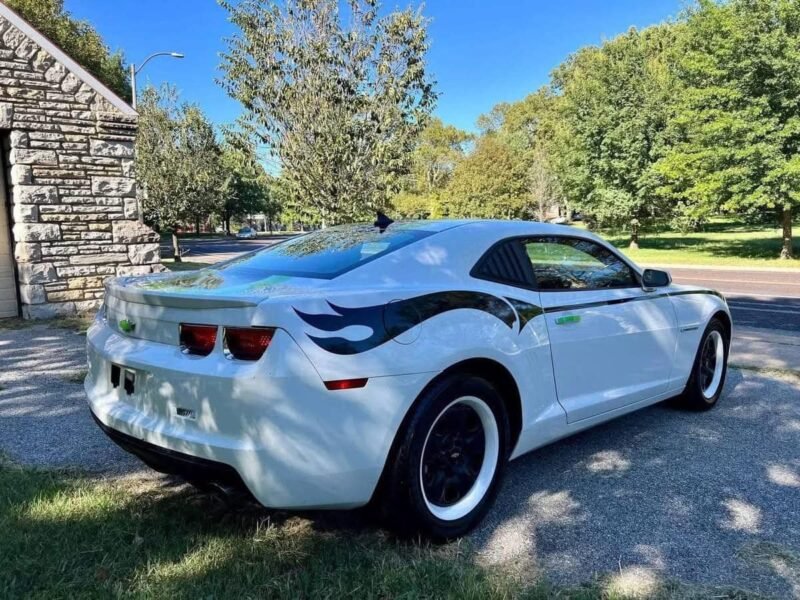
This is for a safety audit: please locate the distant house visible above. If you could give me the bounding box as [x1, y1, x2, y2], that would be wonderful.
[0, 3, 161, 319]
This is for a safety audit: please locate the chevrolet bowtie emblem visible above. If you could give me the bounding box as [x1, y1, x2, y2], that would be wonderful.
[119, 319, 136, 333]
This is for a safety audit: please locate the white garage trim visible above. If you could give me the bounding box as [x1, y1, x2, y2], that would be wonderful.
[0, 3, 136, 117]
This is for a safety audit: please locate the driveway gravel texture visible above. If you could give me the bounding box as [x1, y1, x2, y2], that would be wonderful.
[0, 323, 141, 474]
[1, 323, 799, 598]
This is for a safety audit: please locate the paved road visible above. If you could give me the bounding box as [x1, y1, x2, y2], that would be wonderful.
[161, 235, 286, 264]
[659, 266, 800, 334]
[165, 236, 800, 334]
[1, 324, 798, 597]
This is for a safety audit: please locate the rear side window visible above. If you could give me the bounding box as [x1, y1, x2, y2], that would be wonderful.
[216, 224, 433, 279]
[472, 240, 534, 287]
[523, 237, 637, 290]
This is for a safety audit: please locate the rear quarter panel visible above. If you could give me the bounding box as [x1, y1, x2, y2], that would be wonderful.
[268, 287, 528, 380]
[260, 281, 564, 458]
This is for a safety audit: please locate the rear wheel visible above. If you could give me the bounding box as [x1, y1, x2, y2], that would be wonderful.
[383, 375, 509, 540]
[679, 318, 729, 410]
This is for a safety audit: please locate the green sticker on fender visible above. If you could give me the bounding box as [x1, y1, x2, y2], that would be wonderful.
[555, 315, 581, 325]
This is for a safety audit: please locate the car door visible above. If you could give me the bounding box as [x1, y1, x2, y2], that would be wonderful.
[521, 236, 678, 423]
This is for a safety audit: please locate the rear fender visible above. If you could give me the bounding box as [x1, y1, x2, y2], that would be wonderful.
[272, 289, 527, 380]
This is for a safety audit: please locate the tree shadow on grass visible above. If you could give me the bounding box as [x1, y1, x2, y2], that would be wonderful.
[0, 464, 517, 599]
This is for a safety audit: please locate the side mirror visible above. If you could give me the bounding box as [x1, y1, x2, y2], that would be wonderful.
[642, 268, 672, 290]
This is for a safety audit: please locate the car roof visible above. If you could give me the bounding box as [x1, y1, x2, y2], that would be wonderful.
[388, 218, 604, 241]
[331, 218, 621, 288]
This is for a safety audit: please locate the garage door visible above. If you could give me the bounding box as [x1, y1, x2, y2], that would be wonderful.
[0, 182, 18, 318]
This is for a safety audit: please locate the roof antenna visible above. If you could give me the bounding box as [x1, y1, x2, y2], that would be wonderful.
[374, 211, 394, 233]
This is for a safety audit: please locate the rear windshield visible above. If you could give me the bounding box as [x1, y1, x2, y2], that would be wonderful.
[217, 224, 434, 279]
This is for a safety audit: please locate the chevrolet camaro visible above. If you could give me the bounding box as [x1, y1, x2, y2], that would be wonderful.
[85, 218, 731, 538]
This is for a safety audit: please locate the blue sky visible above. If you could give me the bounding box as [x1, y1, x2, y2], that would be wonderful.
[66, 0, 682, 131]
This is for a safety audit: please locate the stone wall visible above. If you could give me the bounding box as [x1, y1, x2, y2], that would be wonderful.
[0, 15, 161, 319]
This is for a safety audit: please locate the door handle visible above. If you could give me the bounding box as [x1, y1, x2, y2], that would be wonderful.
[555, 314, 581, 325]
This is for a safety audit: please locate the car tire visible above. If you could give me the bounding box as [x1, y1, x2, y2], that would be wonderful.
[382, 374, 510, 541]
[679, 317, 729, 411]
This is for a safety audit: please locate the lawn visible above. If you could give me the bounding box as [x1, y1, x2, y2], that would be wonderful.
[0, 463, 518, 599]
[162, 260, 210, 272]
[0, 462, 762, 599]
[159, 232, 236, 243]
[599, 219, 800, 269]
[0, 315, 93, 334]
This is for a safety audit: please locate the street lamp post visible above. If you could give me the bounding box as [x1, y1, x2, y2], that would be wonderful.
[129, 51, 184, 110]
[129, 51, 184, 222]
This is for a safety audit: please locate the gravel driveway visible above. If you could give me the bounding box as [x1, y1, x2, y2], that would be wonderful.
[0, 322, 141, 474]
[474, 368, 800, 598]
[1, 323, 799, 597]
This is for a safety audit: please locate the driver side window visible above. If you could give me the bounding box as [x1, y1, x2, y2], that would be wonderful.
[523, 237, 637, 290]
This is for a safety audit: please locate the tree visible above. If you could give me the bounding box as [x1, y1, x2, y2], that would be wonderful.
[219, 0, 437, 225]
[656, 0, 800, 258]
[552, 25, 678, 247]
[392, 190, 436, 219]
[136, 86, 223, 260]
[5, 0, 130, 101]
[219, 132, 276, 233]
[528, 145, 561, 222]
[393, 117, 471, 218]
[475, 103, 509, 135]
[410, 118, 471, 195]
[438, 89, 564, 222]
[490, 89, 566, 221]
[443, 135, 528, 219]
[181, 107, 225, 237]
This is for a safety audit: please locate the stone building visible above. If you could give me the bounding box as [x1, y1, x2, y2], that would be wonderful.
[0, 3, 161, 320]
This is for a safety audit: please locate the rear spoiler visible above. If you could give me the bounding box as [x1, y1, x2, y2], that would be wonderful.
[107, 283, 259, 309]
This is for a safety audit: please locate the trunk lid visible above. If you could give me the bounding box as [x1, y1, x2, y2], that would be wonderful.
[105, 266, 331, 345]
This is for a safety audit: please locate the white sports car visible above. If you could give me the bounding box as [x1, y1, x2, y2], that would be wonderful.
[85, 218, 731, 538]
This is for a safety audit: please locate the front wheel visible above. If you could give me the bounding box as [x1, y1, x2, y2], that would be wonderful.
[382, 375, 510, 540]
[679, 317, 729, 410]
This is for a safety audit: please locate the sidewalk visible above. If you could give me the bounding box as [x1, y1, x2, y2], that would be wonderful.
[730, 325, 800, 373]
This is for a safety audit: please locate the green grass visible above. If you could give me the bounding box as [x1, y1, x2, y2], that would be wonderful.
[596, 219, 800, 268]
[0, 315, 93, 334]
[159, 232, 229, 242]
[0, 464, 518, 599]
[0, 318, 29, 331]
[0, 462, 766, 599]
[159, 232, 298, 243]
[48, 315, 94, 334]
[162, 261, 209, 272]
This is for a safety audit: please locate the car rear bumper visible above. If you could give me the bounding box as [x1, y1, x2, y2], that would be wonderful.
[91, 409, 251, 492]
[85, 316, 432, 509]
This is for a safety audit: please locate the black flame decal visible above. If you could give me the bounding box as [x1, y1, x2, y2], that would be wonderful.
[295, 291, 521, 355]
[504, 297, 544, 331]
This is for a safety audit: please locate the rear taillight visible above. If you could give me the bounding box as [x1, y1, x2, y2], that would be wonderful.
[324, 378, 368, 391]
[224, 327, 275, 361]
[179, 323, 218, 356]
